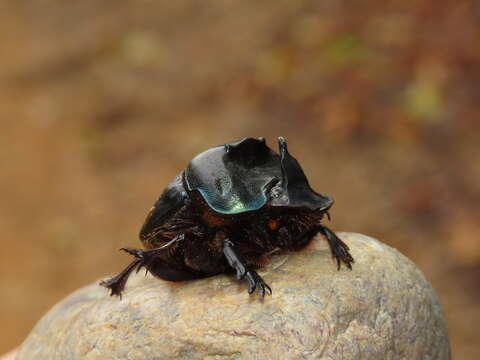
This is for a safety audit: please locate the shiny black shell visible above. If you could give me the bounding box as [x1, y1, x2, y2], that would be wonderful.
[140, 137, 332, 240]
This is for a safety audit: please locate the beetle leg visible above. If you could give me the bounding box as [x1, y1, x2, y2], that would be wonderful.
[223, 239, 272, 297]
[100, 258, 142, 297]
[313, 225, 354, 270]
[125, 234, 186, 272]
[100, 235, 185, 297]
[295, 225, 353, 270]
[123, 233, 184, 261]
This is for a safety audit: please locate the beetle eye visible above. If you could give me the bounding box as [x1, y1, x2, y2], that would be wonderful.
[268, 219, 279, 231]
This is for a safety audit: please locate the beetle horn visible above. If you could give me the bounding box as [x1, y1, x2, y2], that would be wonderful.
[278, 136, 308, 189]
[277, 137, 333, 210]
[278, 137, 288, 185]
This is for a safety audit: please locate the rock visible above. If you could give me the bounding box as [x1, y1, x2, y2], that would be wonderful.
[17, 233, 451, 360]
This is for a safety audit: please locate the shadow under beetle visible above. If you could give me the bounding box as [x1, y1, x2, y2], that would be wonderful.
[101, 137, 354, 297]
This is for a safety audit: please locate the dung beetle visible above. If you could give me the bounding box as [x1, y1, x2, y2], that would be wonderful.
[101, 137, 354, 297]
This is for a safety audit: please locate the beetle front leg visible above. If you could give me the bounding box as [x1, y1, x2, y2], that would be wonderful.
[223, 239, 272, 297]
[121, 234, 185, 269]
[314, 225, 354, 270]
[100, 258, 142, 297]
[100, 235, 184, 297]
[296, 225, 354, 270]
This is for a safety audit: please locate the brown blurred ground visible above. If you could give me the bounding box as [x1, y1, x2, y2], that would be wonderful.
[0, 1, 479, 358]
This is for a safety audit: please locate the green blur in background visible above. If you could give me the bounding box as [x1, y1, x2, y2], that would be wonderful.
[0, 1, 479, 358]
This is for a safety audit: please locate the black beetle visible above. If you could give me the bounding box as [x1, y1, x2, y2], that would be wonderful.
[101, 137, 354, 297]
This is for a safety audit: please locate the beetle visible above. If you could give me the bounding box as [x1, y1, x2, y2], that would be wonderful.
[100, 137, 354, 297]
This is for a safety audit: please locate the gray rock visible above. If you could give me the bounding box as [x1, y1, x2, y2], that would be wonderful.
[17, 233, 451, 360]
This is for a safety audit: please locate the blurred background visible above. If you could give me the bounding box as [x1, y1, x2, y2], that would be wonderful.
[0, 0, 479, 358]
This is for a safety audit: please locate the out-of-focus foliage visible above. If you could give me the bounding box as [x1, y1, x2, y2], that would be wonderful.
[0, 1, 478, 358]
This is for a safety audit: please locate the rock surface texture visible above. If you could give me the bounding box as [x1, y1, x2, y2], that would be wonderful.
[18, 233, 450, 360]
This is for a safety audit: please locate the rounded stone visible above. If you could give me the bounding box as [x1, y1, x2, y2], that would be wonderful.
[17, 233, 451, 360]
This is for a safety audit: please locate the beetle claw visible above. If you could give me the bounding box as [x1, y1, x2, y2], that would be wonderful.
[331, 240, 354, 270]
[103, 241, 185, 298]
[317, 225, 355, 271]
[245, 270, 271, 298]
[223, 239, 272, 297]
[100, 258, 142, 297]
